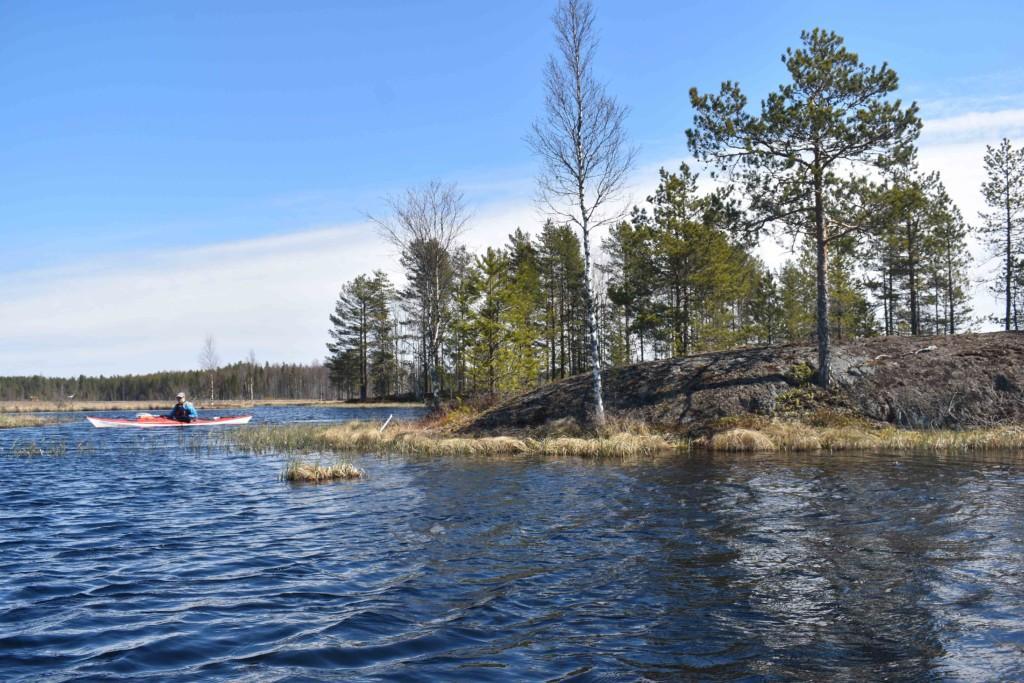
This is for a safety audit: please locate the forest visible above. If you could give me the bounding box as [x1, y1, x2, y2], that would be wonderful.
[323, 25, 1023, 408]
[0, 360, 333, 403]
[324, 148, 1021, 404]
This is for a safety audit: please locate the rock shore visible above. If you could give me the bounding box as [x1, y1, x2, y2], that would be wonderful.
[467, 332, 1024, 434]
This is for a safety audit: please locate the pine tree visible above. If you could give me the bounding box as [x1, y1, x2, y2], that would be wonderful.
[601, 210, 657, 363]
[327, 275, 373, 400]
[926, 183, 973, 334]
[688, 28, 920, 385]
[980, 138, 1024, 330]
[744, 263, 784, 345]
[461, 249, 506, 396]
[502, 230, 546, 392]
[778, 260, 815, 342]
[367, 271, 398, 397]
[537, 221, 587, 380]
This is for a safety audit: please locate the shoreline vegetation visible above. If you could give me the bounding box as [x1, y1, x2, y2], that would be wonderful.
[230, 413, 1024, 458]
[0, 399, 426, 414]
[233, 418, 676, 459]
[0, 414, 55, 429]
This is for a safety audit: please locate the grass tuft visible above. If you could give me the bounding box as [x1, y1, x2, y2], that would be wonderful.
[699, 420, 1024, 453]
[0, 414, 53, 429]
[282, 459, 364, 483]
[231, 421, 680, 458]
[708, 428, 777, 452]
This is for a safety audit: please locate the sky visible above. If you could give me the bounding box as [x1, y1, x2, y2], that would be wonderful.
[2, 0, 1024, 376]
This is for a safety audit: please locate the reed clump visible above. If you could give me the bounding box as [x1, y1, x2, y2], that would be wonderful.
[0, 414, 52, 429]
[699, 418, 1024, 453]
[282, 459, 364, 483]
[708, 428, 776, 452]
[232, 420, 680, 458]
[7, 440, 70, 456]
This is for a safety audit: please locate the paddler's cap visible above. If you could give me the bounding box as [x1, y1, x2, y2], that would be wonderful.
[176, 392, 186, 399]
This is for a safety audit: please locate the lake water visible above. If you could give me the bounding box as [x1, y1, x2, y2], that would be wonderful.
[2, 406, 1023, 681]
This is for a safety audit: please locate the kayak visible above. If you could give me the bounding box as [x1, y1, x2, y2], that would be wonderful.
[86, 415, 253, 428]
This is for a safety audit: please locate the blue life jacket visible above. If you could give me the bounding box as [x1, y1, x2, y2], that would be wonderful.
[168, 401, 198, 422]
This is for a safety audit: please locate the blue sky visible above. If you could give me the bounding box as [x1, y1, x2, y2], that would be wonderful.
[2, 1, 1024, 375]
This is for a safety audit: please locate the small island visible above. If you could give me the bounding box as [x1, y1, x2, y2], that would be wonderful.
[233, 332, 1024, 457]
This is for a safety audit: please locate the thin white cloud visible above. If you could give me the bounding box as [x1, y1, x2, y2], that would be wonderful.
[0, 223, 399, 376]
[920, 108, 1024, 144]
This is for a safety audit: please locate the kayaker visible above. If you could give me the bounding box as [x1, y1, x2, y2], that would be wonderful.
[167, 392, 198, 423]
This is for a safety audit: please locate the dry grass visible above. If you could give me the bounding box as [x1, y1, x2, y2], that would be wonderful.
[282, 459, 364, 483]
[0, 399, 424, 413]
[699, 418, 1024, 453]
[231, 420, 681, 458]
[231, 413, 1024, 457]
[708, 428, 777, 452]
[0, 414, 53, 429]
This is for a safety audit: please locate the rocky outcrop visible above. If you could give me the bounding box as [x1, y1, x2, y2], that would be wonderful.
[466, 333, 1024, 433]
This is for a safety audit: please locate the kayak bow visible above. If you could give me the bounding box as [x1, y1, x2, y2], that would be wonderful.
[86, 415, 253, 428]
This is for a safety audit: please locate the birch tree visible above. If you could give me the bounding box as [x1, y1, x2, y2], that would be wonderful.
[198, 334, 219, 402]
[527, 0, 636, 426]
[372, 181, 469, 409]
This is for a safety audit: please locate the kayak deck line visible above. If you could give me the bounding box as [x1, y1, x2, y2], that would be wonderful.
[86, 415, 253, 428]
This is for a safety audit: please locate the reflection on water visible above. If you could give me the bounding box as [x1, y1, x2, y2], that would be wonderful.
[1, 408, 1023, 680]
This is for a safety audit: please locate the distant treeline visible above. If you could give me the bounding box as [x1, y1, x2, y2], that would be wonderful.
[0, 361, 337, 402]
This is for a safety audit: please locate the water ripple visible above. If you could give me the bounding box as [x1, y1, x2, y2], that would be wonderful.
[1, 408, 1023, 680]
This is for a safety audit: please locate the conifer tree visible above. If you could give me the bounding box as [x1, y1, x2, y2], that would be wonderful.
[326, 273, 395, 400]
[980, 138, 1024, 330]
[537, 221, 587, 380]
[602, 210, 657, 363]
[778, 260, 816, 342]
[747, 268, 784, 345]
[688, 28, 920, 386]
[503, 230, 546, 392]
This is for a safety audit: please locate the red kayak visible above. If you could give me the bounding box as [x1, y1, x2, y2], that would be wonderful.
[86, 414, 253, 428]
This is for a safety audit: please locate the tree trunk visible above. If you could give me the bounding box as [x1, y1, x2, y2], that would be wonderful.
[947, 263, 956, 335]
[814, 174, 831, 388]
[580, 222, 605, 426]
[907, 222, 919, 335]
[1007, 192, 1014, 331]
[682, 287, 690, 355]
[559, 290, 566, 379]
[360, 303, 368, 401]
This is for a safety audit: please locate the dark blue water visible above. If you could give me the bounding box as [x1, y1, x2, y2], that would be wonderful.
[2, 407, 1024, 681]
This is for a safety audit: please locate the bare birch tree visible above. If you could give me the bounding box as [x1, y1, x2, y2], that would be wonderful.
[246, 349, 257, 402]
[527, 0, 636, 426]
[198, 334, 219, 402]
[371, 181, 469, 409]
